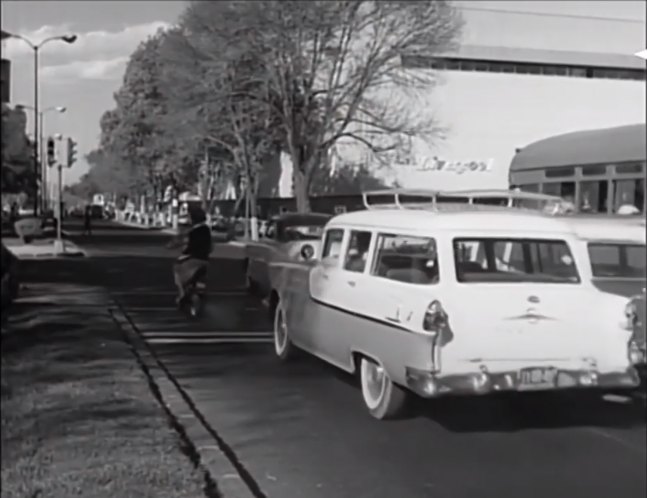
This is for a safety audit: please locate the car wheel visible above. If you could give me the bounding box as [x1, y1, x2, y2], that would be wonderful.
[359, 357, 408, 420]
[273, 300, 295, 362]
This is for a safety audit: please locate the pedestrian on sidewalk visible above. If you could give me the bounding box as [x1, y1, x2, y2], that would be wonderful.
[82, 205, 93, 236]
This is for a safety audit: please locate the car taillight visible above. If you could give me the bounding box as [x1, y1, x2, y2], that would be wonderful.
[423, 300, 448, 373]
[423, 300, 448, 332]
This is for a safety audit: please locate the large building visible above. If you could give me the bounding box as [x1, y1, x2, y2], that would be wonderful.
[278, 2, 645, 196]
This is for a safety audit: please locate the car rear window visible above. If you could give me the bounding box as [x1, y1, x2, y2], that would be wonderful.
[453, 238, 580, 283]
[372, 234, 439, 285]
[587, 243, 646, 278]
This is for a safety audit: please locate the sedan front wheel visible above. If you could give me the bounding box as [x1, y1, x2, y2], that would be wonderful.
[273, 301, 295, 362]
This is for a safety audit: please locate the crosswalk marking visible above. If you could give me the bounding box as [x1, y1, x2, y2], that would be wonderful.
[113, 288, 272, 345]
[118, 305, 264, 312]
[140, 331, 272, 337]
[139, 329, 273, 345]
[147, 337, 273, 345]
[112, 289, 248, 297]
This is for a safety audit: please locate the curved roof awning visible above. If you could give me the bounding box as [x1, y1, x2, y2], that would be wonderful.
[510, 123, 646, 172]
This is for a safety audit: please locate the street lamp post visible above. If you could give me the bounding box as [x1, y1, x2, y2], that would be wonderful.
[8, 32, 77, 216]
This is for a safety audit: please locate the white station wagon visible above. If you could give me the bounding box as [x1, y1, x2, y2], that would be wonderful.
[267, 192, 642, 419]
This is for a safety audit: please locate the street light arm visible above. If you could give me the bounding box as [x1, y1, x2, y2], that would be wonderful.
[37, 36, 70, 49]
[42, 105, 67, 113]
[9, 32, 76, 50]
[10, 34, 36, 50]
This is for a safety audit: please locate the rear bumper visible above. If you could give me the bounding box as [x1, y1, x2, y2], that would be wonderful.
[406, 366, 641, 398]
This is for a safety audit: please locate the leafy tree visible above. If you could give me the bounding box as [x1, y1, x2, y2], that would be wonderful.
[96, 29, 196, 208]
[1, 104, 35, 194]
[159, 22, 281, 224]
[177, 0, 462, 211]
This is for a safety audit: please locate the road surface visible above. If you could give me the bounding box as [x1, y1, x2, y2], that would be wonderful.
[18, 219, 646, 498]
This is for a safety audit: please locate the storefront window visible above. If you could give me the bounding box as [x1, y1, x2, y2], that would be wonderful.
[542, 183, 560, 196]
[545, 167, 575, 178]
[581, 164, 607, 176]
[543, 182, 575, 202]
[615, 163, 644, 174]
[579, 180, 608, 213]
[613, 179, 645, 213]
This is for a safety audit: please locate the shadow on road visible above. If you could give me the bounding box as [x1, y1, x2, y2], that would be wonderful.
[18, 255, 246, 292]
[151, 341, 646, 432]
[411, 390, 646, 432]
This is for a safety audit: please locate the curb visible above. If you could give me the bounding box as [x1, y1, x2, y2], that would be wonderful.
[9, 244, 88, 260]
[115, 220, 165, 230]
[14, 251, 87, 260]
[110, 306, 263, 498]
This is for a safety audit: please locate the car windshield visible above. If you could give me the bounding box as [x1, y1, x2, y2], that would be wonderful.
[587, 243, 646, 278]
[280, 217, 329, 241]
[453, 237, 581, 283]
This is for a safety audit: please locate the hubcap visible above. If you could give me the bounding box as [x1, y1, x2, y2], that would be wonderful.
[362, 360, 387, 409]
[274, 308, 287, 354]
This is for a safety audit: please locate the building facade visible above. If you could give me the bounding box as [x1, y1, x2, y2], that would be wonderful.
[277, 2, 645, 196]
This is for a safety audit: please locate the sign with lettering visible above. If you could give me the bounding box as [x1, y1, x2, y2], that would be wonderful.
[411, 157, 494, 174]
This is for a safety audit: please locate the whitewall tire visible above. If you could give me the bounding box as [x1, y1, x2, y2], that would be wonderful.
[359, 357, 408, 420]
[273, 301, 294, 362]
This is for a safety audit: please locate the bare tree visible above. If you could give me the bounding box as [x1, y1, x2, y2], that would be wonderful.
[177, 0, 461, 211]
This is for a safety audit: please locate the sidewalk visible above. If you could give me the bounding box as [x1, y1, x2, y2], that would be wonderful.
[1, 282, 206, 498]
[2, 237, 86, 259]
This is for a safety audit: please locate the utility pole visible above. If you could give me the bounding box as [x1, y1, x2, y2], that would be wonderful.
[7, 32, 78, 215]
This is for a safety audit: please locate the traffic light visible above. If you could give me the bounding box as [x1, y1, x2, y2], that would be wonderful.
[67, 137, 77, 167]
[46, 137, 55, 166]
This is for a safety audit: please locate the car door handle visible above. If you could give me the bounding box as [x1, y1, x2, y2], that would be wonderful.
[322, 274, 329, 280]
[347, 280, 356, 287]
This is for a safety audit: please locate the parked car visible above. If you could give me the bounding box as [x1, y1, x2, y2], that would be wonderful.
[433, 189, 646, 297]
[267, 192, 641, 420]
[1, 243, 20, 310]
[560, 216, 646, 298]
[245, 212, 331, 296]
[534, 215, 646, 372]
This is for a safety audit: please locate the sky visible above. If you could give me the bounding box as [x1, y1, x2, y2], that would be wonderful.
[1, 0, 185, 184]
[1, 0, 645, 186]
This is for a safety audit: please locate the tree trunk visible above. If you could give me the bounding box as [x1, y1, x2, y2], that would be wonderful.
[293, 168, 311, 213]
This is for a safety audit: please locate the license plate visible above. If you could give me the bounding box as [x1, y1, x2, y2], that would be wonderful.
[518, 367, 558, 390]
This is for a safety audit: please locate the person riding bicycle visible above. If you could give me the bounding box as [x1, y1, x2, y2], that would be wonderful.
[170, 207, 212, 307]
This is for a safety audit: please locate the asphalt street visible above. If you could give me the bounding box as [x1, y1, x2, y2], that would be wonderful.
[17, 219, 647, 498]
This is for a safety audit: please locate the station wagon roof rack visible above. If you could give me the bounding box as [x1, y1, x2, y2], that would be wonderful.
[361, 188, 570, 214]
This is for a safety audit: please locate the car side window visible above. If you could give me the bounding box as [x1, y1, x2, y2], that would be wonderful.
[343, 231, 373, 273]
[372, 233, 439, 284]
[321, 229, 344, 264]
